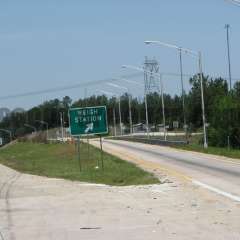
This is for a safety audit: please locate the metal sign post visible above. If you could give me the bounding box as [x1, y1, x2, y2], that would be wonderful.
[69, 106, 108, 171]
[87, 135, 90, 162]
[77, 136, 82, 172]
[100, 135, 104, 170]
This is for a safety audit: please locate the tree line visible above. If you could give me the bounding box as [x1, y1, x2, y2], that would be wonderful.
[1, 74, 240, 148]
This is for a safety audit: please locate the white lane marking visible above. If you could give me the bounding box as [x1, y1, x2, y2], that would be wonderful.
[192, 180, 240, 202]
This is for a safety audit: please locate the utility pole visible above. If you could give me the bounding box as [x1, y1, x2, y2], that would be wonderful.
[225, 24, 232, 90]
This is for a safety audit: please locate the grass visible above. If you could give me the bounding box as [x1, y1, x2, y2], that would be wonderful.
[174, 144, 240, 160]
[0, 142, 159, 186]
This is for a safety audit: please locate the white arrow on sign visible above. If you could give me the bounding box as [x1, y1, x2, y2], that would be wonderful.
[85, 123, 94, 133]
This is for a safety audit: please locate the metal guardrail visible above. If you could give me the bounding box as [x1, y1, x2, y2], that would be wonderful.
[109, 136, 188, 146]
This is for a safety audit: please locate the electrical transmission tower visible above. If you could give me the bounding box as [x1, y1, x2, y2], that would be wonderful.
[143, 57, 167, 140]
[144, 57, 160, 94]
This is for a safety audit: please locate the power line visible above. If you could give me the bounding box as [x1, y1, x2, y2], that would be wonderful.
[0, 72, 239, 101]
[0, 73, 142, 101]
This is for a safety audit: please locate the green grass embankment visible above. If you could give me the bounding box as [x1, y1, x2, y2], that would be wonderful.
[0, 142, 159, 186]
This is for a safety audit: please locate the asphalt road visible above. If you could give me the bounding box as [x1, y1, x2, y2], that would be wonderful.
[101, 139, 240, 202]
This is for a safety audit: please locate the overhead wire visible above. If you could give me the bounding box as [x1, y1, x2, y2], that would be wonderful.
[0, 72, 239, 101]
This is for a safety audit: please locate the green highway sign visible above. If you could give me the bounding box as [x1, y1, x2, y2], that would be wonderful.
[69, 106, 108, 136]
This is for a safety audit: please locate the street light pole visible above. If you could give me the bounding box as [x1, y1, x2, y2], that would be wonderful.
[143, 68, 150, 138]
[144, 88, 150, 137]
[159, 74, 167, 140]
[145, 40, 186, 136]
[113, 107, 117, 136]
[122, 65, 167, 139]
[198, 52, 208, 148]
[122, 77, 166, 138]
[225, 24, 232, 90]
[144, 41, 208, 148]
[128, 93, 133, 134]
[122, 66, 150, 138]
[106, 82, 133, 135]
[97, 89, 122, 136]
[122, 78, 147, 135]
[118, 96, 123, 135]
[179, 49, 187, 133]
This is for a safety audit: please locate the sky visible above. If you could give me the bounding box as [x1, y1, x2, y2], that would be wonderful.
[0, 0, 239, 110]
